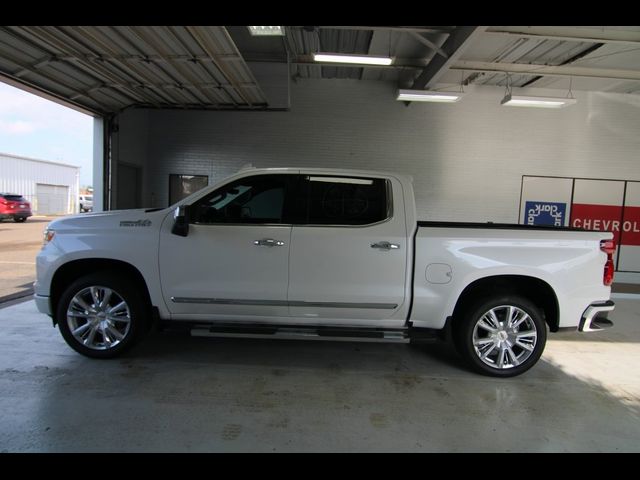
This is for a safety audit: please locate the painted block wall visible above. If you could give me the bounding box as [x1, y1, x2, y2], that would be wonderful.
[112, 79, 640, 225]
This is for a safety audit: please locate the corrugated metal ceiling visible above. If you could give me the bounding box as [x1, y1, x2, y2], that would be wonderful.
[0, 26, 268, 115]
[0, 25, 638, 115]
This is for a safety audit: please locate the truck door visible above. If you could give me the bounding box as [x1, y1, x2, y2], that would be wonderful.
[159, 173, 296, 320]
[287, 174, 408, 325]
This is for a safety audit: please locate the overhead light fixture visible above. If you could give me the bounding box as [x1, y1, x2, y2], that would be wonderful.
[313, 53, 394, 66]
[247, 26, 285, 36]
[396, 89, 465, 103]
[499, 74, 577, 108]
[501, 93, 577, 108]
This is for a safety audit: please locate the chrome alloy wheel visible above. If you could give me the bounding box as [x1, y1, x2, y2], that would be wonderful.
[66, 286, 131, 350]
[472, 305, 538, 370]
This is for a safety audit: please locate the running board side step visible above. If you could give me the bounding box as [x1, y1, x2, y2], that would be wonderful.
[190, 324, 415, 344]
[188, 323, 443, 344]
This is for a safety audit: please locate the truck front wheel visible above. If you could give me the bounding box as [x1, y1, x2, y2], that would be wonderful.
[56, 272, 148, 358]
[454, 295, 547, 377]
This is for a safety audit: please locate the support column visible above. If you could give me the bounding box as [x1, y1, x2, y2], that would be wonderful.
[92, 116, 105, 212]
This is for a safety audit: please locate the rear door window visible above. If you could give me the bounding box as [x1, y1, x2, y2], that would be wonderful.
[302, 176, 390, 226]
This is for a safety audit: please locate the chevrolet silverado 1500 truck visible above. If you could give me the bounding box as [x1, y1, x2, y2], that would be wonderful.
[34, 168, 616, 377]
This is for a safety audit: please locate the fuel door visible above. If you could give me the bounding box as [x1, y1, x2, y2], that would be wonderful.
[426, 263, 452, 284]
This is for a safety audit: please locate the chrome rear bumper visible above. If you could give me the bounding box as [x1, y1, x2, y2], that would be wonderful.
[579, 300, 615, 332]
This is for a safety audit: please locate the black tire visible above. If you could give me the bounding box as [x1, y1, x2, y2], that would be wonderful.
[453, 295, 547, 377]
[14, 217, 26, 223]
[56, 271, 149, 358]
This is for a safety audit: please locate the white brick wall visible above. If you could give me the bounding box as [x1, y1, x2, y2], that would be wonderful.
[112, 79, 640, 223]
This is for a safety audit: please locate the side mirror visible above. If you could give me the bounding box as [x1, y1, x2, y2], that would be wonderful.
[172, 205, 190, 237]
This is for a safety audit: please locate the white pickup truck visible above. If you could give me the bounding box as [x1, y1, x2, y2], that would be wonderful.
[35, 167, 616, 377]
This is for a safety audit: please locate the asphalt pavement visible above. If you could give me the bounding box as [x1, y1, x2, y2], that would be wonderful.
[0, 216, 56, 302]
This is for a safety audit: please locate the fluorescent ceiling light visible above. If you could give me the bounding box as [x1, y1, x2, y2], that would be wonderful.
[501, 93, 577, 108]
[247, 26, 285, 36]
[397, 89, 465, 103]
[313, 53, 393, 66]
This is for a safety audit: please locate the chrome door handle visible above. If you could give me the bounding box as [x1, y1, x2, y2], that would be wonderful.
[371, 241, 400, 250]
[254, 238, 285, 247]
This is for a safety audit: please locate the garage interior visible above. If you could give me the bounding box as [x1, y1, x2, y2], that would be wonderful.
[0, 25, 639, 452]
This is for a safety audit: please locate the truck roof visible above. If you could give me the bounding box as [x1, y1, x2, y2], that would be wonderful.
[239, 166, 414, 184]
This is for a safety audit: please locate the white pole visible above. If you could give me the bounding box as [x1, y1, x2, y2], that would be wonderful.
[92, 117, 104, 212]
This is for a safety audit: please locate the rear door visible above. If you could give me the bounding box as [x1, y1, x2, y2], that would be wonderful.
[287, 174, 408, 326]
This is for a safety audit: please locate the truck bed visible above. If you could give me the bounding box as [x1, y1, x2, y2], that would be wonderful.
[410, 222, 612, 330]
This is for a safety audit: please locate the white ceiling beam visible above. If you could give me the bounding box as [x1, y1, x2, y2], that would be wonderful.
[452, 60, 640, 82]
[230, 55, 640, 84]
[485, 27, 640, 45]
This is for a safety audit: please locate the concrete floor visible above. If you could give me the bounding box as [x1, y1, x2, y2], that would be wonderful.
[1, 297, 639, 452]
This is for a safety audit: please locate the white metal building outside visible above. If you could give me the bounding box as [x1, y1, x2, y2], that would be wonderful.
[0, 152, 80, 215]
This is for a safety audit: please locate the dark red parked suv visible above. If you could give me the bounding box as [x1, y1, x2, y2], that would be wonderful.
[0, 193, 32, 222]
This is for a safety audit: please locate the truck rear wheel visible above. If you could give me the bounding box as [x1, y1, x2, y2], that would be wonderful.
[453, 295, 547, 377]
[56, 272, 148, 358]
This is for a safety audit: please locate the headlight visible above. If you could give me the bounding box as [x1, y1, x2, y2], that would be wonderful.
[43, 228, 55, 245]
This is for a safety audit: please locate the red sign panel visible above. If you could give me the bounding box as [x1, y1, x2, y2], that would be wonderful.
[571, 204, 640, 246]
[621, 206, 640, 247]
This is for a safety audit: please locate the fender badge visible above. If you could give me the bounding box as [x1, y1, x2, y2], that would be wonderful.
[120, 219, 152, 227]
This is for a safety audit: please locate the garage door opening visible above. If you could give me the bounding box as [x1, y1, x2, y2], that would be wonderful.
[35, 183, 69, 215]
[0, 81, 96, 214]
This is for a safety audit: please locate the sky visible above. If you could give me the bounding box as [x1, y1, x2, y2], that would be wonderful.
[0, 81, 94, 186]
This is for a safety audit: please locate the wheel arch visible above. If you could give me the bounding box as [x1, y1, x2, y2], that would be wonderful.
[450, 275, 560, 333]
[50, 258, 152, 326]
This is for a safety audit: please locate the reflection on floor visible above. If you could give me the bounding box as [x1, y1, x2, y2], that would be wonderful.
[0, 298, 639, 452]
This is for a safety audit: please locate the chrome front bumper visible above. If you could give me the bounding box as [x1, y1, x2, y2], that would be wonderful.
[579, 300, 615, 332]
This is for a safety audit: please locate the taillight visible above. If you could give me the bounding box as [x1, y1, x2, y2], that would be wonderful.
[600, 239, 616, 286]
[600, 239, 615, 255]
